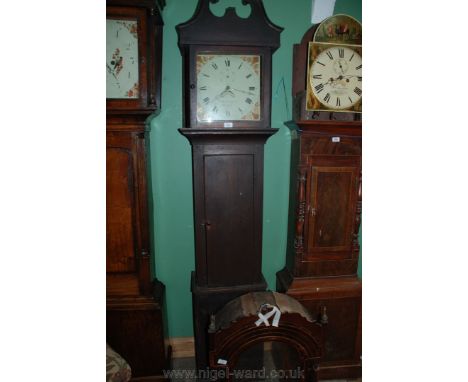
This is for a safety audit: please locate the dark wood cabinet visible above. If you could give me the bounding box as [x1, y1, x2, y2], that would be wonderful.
[277, 120, 362, 380]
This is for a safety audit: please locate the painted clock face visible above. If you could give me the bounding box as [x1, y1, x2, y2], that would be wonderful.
[196, 54, 261, 122]
[106, 19, 139, 99]
[310, 46, 362, 110]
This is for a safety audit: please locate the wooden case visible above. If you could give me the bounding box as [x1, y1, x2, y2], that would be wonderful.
[176, 1, 283, 372]
[277, 120, 362, 380]
[106, 118, 169, 378]
[106, 1, 167, 376]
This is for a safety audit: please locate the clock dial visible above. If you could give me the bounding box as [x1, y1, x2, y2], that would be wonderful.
[106, 19, 139, 99]
[196, 54, 261, 122]
[310, 46, 362, 110]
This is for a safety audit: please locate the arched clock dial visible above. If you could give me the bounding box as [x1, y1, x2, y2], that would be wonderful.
[106, 19, 139, 99]
[196, 54, 261, 122]
[309, 45, 362, 110]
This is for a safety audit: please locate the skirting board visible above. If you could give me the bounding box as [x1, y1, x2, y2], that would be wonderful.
[167, 337, 195, 358]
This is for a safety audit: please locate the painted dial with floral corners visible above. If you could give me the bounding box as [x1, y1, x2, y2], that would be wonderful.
[106, 19, 139, 99]
[196, 54, 261, 122]
[310, 46, 362, 110]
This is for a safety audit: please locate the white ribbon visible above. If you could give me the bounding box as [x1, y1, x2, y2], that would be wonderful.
[255, 305, 281, 327]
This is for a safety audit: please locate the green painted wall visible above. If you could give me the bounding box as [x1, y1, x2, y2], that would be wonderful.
[149, 0, 362, 338]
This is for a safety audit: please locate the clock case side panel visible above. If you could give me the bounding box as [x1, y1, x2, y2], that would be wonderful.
[187, 45, 272, 129]
[106, 1, 164, 114]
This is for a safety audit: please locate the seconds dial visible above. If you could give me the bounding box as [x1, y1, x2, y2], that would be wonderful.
[196, 54, 261, 122]
[310, 46, 362, 110]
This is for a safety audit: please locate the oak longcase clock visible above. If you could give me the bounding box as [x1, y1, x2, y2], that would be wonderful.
[278, 14, 362, 380]
[176, 0, 283, 371]
[106, 0, 167, 378]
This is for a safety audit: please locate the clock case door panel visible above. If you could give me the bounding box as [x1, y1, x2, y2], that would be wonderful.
[106, 130, 153, 297]
[304, 156, 360, 261]
[287, 122, 362, 278]
[106, 2, 163, 113]
[181, 130, 276, 288]
[186, 45, 272, 129]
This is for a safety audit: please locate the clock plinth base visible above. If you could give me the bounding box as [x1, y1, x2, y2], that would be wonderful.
[106, 279, 169, 378]
[191, 272, 267, 372]
[276, 268, 362, 380]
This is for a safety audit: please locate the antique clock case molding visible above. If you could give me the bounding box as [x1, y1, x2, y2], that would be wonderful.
[176, 0, 283, 371]
[106, 0, 164, 114]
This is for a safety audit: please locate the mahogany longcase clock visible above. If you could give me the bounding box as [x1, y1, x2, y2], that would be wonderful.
[277, 15, 362, 381]
[176, 0, 282, 370]
[106, 0, 168, 377]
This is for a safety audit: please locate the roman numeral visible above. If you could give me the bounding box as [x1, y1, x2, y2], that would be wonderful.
[238, 62, 243, 69]
[326, 51, 334, 60]
[249, 86, 255, 91]
[238, 107, 243, 113]
[245, 98, 253, 104]
[348, 96, 353, 104]
[202, 73, 210, 77]
[339, 48, 344, 58]
[212, 106, 218, 113]
[354, 87, 362, 96]
[246, 74, 252, 79]
[336, 97, 341, 107]
[313, 74, 322, 79]
[225, 111, 231, 117]
[225, 58, 230, 67]
[349, 53, 355, 61]
[203, 97, 210, 104]
[324, 93, 331, 103]
[212, 63, 218, 70]
[358, 76, 362, 81]
[314, 83, 324, 94]
[199, 86, 207, 90]
[355, 64, 362, 70]
[317, 61, 325, 66]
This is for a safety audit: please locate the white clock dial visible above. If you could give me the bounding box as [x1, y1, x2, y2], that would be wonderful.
[310, 46, 362, 110]
[106, 19, 139, 99]
[196, 54, 261, 122]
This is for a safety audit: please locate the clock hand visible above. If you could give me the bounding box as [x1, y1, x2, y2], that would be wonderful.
[231, 88, 255, 96]
[338, 62, 345, 74]
[342, 74, 361, 79]
[218, 86, 236, 98]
